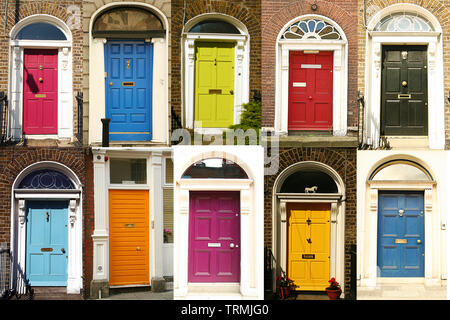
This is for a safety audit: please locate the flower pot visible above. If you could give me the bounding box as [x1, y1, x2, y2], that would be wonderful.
[277, 286, 290, 299]
[326, 288, 342, 300]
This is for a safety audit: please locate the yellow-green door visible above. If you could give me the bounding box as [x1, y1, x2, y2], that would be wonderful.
[194, 42, 235, 128]
[288, 203, 330, 291]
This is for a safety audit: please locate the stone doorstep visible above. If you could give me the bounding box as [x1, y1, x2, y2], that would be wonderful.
[31, 286, 83, 300]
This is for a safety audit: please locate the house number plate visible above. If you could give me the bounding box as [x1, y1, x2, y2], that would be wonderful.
[302, 254, 315, 259]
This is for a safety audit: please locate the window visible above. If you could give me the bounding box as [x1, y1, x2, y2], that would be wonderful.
[165, 158, 173, 185]
[110, 158, 147, 184]
[15, 22, 67, 40]
[281, 19, 342, 40]
[93, 7, 165, 38]
[18, 169, 74, 189]
[370, 161, 431, 181]
[182, 158, 248, 179]
[280, 170, 338, 193]
[188, 19, 240, 34]
[374, 13, 434, 32]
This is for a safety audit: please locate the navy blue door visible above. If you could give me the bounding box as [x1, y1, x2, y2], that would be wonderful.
[26, 201, 68, 286]
[378, 192, 424, 277]
[105, 41, 153, 141]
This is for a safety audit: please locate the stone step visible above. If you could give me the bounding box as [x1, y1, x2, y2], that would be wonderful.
[30, 287, 83, 300]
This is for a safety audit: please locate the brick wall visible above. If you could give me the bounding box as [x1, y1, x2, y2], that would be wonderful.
[171, 0, 261, 119]
[0, 0, 84, 139]
[261, 0, 358, 129]
[0, 146, 93, 297]
[357, 0, 450, 146]
[264, 146, 357, 295]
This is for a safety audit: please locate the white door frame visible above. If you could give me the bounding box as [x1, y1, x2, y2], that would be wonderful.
[10, 161, 83, 294]
[363, 4, 444, 149]
[182, 13, 250, 134]
[275, 15, 348, 136]
[9, 14, 73, 141]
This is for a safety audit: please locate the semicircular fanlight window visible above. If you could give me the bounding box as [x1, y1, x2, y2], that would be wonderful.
[188, 19, 241, 34]
[370, 162, 431, 181]
[280, 170, 338, 193]
[15, 22, 67, 40]
[281, 19, 342, 40]
[374, 13, 434, 32]
[18, 169, 75, 189]
[182, 158, 248, 179]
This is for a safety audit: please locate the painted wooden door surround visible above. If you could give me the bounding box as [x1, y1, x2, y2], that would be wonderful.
[194, 42, 235, 128]
[109, 190, 149, 286]
[189, 191, 240, 283]
[26, 201, 68, 286]
[105, 41, 153, 141]
[381, 45, 428, 136]
[287, 203, 330, 291]
[288, 51, 333, 131]
[23, 49, 58, 135]
[378, 192, 424, 277]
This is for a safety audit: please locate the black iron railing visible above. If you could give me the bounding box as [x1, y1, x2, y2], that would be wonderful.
[0, 92, 8, 145]
[0, 244, 34, 300]
[75, 92, 83, 145]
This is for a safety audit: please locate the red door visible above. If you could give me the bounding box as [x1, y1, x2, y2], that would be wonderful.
[23, 49, 58, 135]
[288, 51, 333, 131]
[188, 191, 240, 283]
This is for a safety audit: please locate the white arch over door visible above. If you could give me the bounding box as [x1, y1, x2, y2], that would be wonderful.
[182, 13, 250, 133]
[275, 14, 348, 136]
[10, 161, 83, 294]
[363, 4, 444, 149]
[9, 14, 73, 141]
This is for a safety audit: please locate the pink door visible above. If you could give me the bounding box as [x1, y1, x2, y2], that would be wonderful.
[23, 49, 58, 135]
[189, 191, 240, 283]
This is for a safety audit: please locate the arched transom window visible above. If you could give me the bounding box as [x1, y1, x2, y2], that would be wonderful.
[182, 158, 248, 179]
[281, 18, 342, 40]
[188, 19, 241, 34]
[369, 160, 433, 181]
[374, 12, 434, 32]
[279, 169, 339, 194]
[18, 169, 75, 190]
[14, 22, 67, 40]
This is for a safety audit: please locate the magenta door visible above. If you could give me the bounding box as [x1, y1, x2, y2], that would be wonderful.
[189, 191, 240, 283]
[23, 49, 58, 135]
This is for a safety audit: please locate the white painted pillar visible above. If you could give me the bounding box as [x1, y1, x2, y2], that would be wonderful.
[150, 152, 164, 280]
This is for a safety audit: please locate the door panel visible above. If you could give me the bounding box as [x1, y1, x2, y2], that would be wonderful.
[23, 49, 58, 135]
[105, 41, 153, 141]
[26, 201, 68, 286]
[189, 191, 240, 282]
[195, 42, 235, 128]
[287, 203, 330, 291]
[288, 51, 333, 131]
[381, 45, 427, 136]
[378, 192, 424, 277]
[109, 190, 149, 286]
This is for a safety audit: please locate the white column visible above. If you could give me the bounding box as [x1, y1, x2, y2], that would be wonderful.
[150, 152, 164, 280]
[279, 48, 289, 135]
[67, 199, 80, 293]
[16, 200, 27, 294]
[92, 150, 108, 281]
[185, 39, 195, 129]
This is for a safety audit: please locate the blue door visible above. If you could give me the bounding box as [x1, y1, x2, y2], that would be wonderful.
[377, 192, 424, 277]
[26, 201, 68, 286]
[105, 41, 153, 141]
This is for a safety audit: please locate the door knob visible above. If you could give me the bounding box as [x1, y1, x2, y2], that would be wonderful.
[109, 82, 113, 86]
[417, 240, 422, 244]
[230, 90, 234, 95]
[136, 247, 141, 251]
[402, 81, 408, 87]
[39, 77, 43, 82]
[308, 96, 312, 100]
[230, 243, 235, 248]
[61, 248, 65, 254]
[398, 209, 404, 216]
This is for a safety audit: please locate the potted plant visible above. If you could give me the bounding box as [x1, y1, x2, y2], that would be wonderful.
[276, 274, 297, 300]
[325, 277, 342, 300]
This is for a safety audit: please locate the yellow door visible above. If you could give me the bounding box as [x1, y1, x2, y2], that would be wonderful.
[194, 41, 235, 128]
[109, 190, 149, 286]
[287, 203, 330, 291]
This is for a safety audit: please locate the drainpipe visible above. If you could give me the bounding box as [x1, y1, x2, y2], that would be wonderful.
[101, 118, 110, 147]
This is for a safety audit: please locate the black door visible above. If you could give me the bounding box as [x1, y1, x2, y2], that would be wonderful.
[381, 45, 427, 136]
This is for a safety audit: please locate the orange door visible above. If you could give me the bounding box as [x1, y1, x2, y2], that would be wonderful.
[109, 190, 149, 286]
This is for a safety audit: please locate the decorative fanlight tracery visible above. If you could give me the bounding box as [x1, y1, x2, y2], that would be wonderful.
[374, 13, 434, 32]
[281, 19, 342, 40]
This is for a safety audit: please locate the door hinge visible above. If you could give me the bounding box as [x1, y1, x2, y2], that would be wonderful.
[104, 72, 107, 78]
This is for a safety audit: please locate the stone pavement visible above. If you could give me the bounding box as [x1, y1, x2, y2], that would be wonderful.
[357, 284, 447, 300]
[99, 282, 173, 300]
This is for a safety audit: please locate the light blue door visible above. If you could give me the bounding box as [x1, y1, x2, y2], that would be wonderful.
[105, 41, 153, 141]
[378, 192, 424, 277]
[26, 201, 68, 286]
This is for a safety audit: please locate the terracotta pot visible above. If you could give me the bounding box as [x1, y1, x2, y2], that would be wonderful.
[277, 286, 290, 299]
[326, 288, 342, 300]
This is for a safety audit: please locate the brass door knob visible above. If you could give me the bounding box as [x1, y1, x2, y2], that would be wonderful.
[39, 77, 43, 82]
[109, 82, 113, 86]
[402, 81, 408, 87]
[136, 247, 141, 251]
[417, 240, 422, 244]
